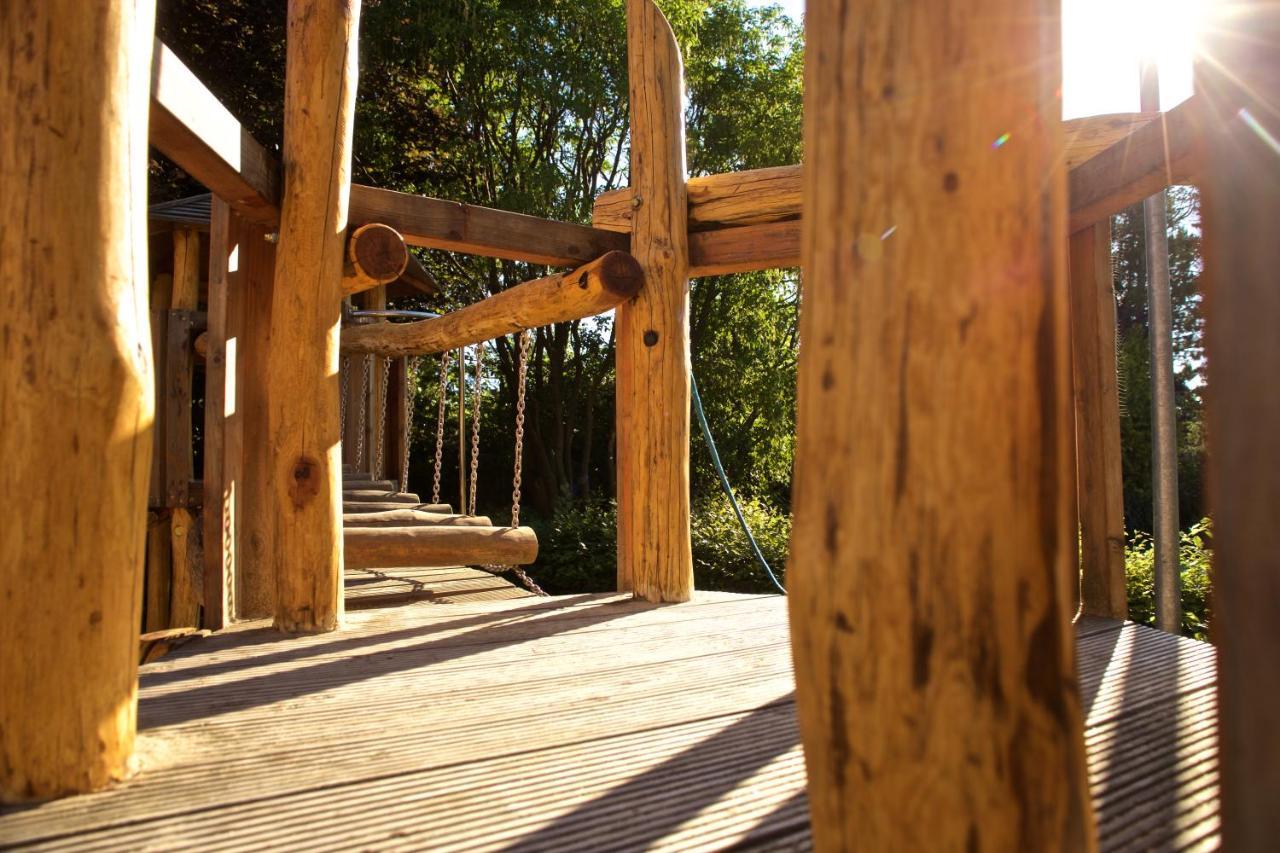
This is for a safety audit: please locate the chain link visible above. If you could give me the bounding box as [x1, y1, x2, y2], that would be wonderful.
[432, 350, 451, 505]
[467, 344, 484, 516]
[355, 354, 370, 470]
[340, 354, 349, 447]
[400, 356, 418, 494]
[376, 356, 391, 479]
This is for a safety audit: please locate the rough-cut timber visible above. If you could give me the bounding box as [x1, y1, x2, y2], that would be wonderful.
[1062, 112, 1159, 169]
[266, 0, 361, 633]
[149, 40, 280, 225]
[0, 0, 155, 801]
[344, 525, 539, 569]
[343, 501, 453, 515]
[342, 223, 408, 296]
[349, 184, 629, 267]
[616, 0, 694, 602]
[341, 251, 643, 357]
[1068, 96, 1203, 232]
[788, 0, 1095, 848]
[689, 220, 800, 275]
[1197, 6, 1280, 847]
[1069, 223, 1127, 619]
[343, 510, 494, 527]
[233, 216, 276, 620]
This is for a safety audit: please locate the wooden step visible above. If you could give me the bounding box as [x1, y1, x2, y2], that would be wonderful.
[344, 502, 453, 515]
[343, 510, 493, 528]
[342, 479, 397, 491]
[344, 524, 538, 569]
[343, 490, 422, 503]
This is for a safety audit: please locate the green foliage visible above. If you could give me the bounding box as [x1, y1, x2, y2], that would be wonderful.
[1124, 519, 1213, 640]
[528, 494, 790, 596]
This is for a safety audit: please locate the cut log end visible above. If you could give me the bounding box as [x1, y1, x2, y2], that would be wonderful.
[597, 250, 645, 300]
[343, 222, 409, 294]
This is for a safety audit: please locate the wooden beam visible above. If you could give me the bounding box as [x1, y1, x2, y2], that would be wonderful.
[266, 0, 361, 634]
[690, 220, 800, 276]
[344, 525, 538, 570]
[234, 216, 276, 620]
[162, 310, 197, 508]
[1062, 112, 1160, 169]
[1069, 222, 1127, 619]
[787, 0, 1095, 847]
[342, 223, 408, 296]
[201, 199, 243, 630]
[396, 252, 439, 296]
[616, 0, 693, 602]
[149, 39, 280, 225]
[341, 251, 643, 357]
[1197, 4, 1280, 846]
[0, 0, 155, 800]
[1068, 95, 1203, 232]
[343, 510, 494, 528]
[348, 184, 628, 267]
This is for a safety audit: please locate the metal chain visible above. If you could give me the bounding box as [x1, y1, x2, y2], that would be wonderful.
[432, 350, 451, 505]
[467, 344, 483, 516]
[355, 354, 370, 469]
[400, 357, 418, 495]
[481, 329, 544, 596]
[376, 356, 391, 479]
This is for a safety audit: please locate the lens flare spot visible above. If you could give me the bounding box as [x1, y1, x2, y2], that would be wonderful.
[991, 132, 1012, 150]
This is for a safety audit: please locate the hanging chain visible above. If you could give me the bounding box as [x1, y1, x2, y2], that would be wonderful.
[355, 354, 370, 469]
[480, 328, 545, 596]
[400, 356, 418, 495]
[376, 356, 391, 479]
[340, 354, 349, 447]
[467, 343, 484, 516]
[432, 350, 451, 505]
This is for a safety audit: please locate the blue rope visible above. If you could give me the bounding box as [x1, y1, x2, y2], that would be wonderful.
[690, 371, 786, 595]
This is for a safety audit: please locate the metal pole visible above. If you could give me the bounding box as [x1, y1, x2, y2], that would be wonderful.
[1140, 60, 1182, 633]
[457, 346, 467, 514]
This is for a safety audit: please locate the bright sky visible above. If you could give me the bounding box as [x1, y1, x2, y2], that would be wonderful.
[748, 0, 1205, 118]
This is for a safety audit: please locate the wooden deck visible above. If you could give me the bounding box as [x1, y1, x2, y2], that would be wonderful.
[0, 594, 1218, 850]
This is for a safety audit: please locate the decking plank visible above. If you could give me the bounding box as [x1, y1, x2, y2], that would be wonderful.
[0, 602, 1218, 851]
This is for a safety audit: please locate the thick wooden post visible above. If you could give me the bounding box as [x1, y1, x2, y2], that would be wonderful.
[267, 0, 361, 633]
[237, 217, 277, 619]
[1069, 222, 1127, 618]
[0, 0, 155, 800]
[357, 287, 389, 478]
[1197, 4, 1280, 846]
[788, 0, 1095, 848]
[616, 0, 693, 602]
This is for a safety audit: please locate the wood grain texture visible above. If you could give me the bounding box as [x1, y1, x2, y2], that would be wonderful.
[0, 0, 155, 800]
[341, 251, 643, 357]
[266, 0, 361, 633]
[788, 0, 1094, 848]
[341, 223, 408, 296]
[1196, 5, 1280, 846]
[162, 310, 196, 507]
[0, 599, 1219, 851]
[233, 217, 276, 620]
[615, 0, 693, 602]
[1069, 223, 1127, 619]
[689, 220, 800, 276]
[344, 525, 539, 569]
[342, 510, 493, 527]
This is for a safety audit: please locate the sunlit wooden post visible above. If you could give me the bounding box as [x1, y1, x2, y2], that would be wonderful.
[1069, 222, 1127, 618]
[616, 0, 694, 602]
[787, 0, 1096, 847]
[0, 0, 155, 800]
[267, 0, 362, 633]
[1197, 3, 1280, 846]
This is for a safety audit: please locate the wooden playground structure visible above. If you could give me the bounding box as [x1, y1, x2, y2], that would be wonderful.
[2, 0, 1277, 849]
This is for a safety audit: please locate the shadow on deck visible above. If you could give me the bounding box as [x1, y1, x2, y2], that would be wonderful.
[0, 594, 1218, 850]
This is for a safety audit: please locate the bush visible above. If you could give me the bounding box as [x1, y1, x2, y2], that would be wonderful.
[526, 494, 790, 596]
[1125, 518, 1212, 640]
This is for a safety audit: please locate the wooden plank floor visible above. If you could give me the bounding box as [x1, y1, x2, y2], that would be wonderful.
[0, 595, 1218, 851]
[344, 565, 534, 607]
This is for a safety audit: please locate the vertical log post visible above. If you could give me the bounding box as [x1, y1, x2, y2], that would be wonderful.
[237, 218, 277, 619]
[616, 0, 693, 602]
[202, 199, 244, 629]
[267, 0, 362, 633]
[1198, 5, 1280, 846]
[0, 0, 155, 800]
[787, 0, 1095, 847]
[1069, 222, 1127, 618]
[357, 287, 389, 478]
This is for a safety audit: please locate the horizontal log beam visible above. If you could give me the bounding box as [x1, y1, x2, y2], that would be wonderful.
[1068, 95, 1204, 232]
[341, 250, 644, 357]
[343, 510, 494, 527]
[690, 220, 800, 275]
[344, 502, 453, 514]
[343, 525, 539, 569]
[342, 223, 408, 296]
[348, 185, 628, 267]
